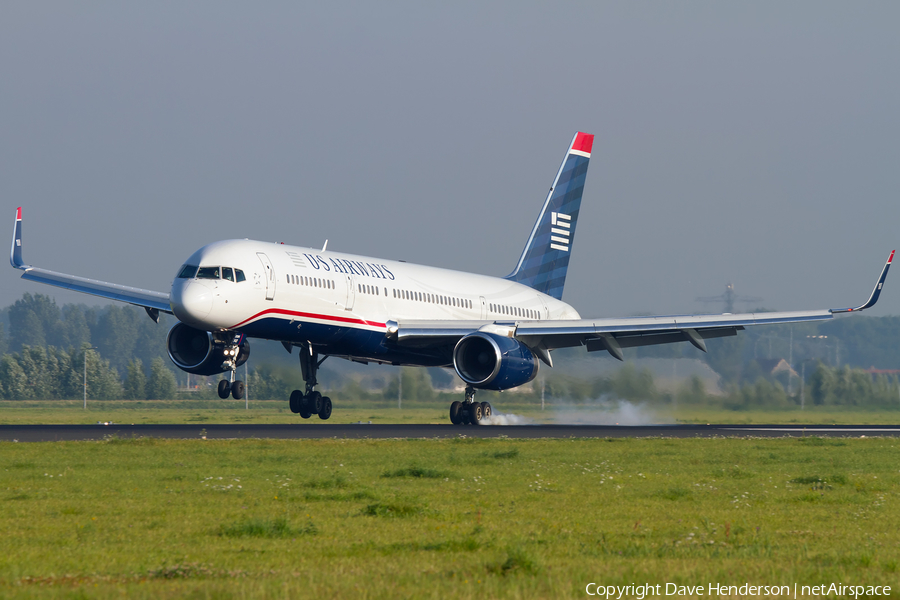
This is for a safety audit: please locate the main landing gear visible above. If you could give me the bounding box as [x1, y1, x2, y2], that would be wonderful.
[449, 386, 491, 425]
[288, 344, 332, 420]
[217, 333, 246, 400]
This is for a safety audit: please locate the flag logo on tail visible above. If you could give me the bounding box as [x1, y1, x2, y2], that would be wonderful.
[549, 212, 571, 251]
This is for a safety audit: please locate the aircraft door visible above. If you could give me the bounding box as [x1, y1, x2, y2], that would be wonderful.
[257, 252, 276, 301]
[344, 274, 355, 310]
[538, 295, 549, 319]
[479, 296, 487, 320]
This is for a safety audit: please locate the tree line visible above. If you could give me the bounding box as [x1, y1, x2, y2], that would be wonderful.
[539, 362, 900, 410]
[0, 292, 899, 405]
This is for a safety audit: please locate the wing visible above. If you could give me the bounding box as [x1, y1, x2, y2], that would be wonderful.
[388, 250, 894, 363]
[10, 207, 172, 321]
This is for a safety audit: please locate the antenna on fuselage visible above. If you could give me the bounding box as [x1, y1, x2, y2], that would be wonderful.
[322, 240, 328, 252]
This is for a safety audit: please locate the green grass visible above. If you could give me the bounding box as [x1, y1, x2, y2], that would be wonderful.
[1, 436, 898, 598]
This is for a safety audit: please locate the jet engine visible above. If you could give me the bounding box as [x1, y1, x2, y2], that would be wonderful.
[452, 331, 538, 391]
[166, 322, 250, 376]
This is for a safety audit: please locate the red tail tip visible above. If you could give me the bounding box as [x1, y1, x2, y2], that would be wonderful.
[572, 132, 594, 154]
[16, 207, 21, 220]
[889, 250, 895, 264]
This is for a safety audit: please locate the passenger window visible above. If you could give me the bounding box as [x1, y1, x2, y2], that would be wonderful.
[235, 269, 246, 282]
[222, 268, 235, 282]
[197, 266, 219, 279]
[177, 264, 199, 279]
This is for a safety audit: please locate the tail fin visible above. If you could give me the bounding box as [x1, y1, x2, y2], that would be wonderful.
[505, 132, 593, 300]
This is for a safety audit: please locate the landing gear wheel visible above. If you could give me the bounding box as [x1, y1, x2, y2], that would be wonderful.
[299, 406, 312, 419]
[449, 401, 462, 425]
[461, 405, 472, 425]
[289, 390, 302, 414]
[217, 379, 231, 399]
[307, 391, 323, 415]
[231, 380, 245, 400]
[471, 402, 484, 424]
[318, 397, 332, 420]
[480, 402, 492, 420]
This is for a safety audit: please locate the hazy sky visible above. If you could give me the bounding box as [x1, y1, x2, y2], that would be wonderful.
[2, 2, 898, 319]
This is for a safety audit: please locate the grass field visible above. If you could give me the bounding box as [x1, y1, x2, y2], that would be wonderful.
[1, 435, 898, 598]
[2, 399, 900, 426]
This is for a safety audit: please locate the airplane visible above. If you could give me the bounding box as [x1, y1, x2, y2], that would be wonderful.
[9, 132, 895, 424]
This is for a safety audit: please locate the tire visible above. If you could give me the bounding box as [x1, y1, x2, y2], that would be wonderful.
[217, 379, 230, 399]
[300, 407, 312, 419]
[231, 380, 245, 400]
[461, 404, 472, 425]
[449, 401, 462, 425]
[289, 390, 303, 414]
[481, 401, 492, 419]
[318, 397, 333, 420]
[471, 402, 483, 423]
[307, 391, 323, 414]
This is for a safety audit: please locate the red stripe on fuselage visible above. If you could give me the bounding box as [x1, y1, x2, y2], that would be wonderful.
[230, 308, 386, 330]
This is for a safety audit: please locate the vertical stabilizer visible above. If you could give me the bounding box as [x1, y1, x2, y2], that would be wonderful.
[505, 132, 593, 300]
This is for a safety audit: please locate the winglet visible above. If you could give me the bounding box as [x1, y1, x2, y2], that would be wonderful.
[831, 250, 894, 313]
[10, 206, 28, 270]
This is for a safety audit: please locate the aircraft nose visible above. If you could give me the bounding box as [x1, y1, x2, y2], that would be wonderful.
[171, 280, 214, 325]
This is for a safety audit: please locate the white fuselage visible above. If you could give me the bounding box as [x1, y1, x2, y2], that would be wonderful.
[170, 239, 580, 363]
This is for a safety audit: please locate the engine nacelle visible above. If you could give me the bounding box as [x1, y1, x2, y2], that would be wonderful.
[453, 331, 538, 391]
[166, 322, 250, 376]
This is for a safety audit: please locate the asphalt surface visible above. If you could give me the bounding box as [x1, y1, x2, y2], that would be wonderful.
[2, 423, 900, 442]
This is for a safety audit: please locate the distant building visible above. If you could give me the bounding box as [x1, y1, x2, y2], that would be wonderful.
[755, 358, 798, 380]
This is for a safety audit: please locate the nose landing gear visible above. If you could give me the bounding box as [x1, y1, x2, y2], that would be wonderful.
[216, 332, 246, 400]
[449, 386, 491, 425]
[288, 344, 332, 420]
[216, 371, 245, 400]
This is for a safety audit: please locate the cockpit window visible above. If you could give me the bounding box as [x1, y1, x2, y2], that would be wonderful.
[196, 266, 220, 279]
[235, 269, 246, 282]
[222, 267, 235, 282]
[177, 264, 199, 279]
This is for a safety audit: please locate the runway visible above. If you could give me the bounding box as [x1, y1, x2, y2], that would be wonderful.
[2, 423, 900, 442]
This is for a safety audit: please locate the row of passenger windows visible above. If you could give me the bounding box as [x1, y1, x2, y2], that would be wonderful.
[180, 264, 524, 319]
[491, 303, 539, 320]
[288, 274, 334, 289]
[395, 288, 472, 309]
[359, 284, 386, 296]
[177, 265, 246, 282]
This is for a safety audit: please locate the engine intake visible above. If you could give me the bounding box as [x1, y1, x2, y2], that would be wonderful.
[166, 322, 250, 376]
[453, 331, 538, 391]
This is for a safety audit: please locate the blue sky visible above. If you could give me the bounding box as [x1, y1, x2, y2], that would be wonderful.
[2, 2, 898, 318]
